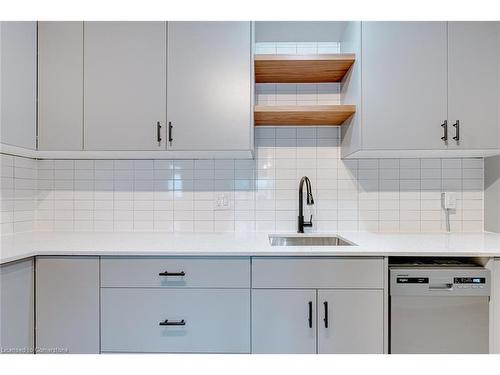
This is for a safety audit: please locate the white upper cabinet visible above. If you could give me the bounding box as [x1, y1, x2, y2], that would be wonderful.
[361, 21, 448, 152]
[35, 21, 252, 157]
[83, 22, 167, 151]
[167, 22, 252, 151]
[0, 22, 36, 149]
[342, 21, 500, 158]
[447, 21, 500, 150]
[38, 22, 83, 151]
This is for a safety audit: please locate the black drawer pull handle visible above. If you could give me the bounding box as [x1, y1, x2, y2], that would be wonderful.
[159, 319, 185, 326]
[308, 301, 313, 328]
[159, 271, 185, 277]
[168, 121, 173, 143]
[323, 301, 328, 328]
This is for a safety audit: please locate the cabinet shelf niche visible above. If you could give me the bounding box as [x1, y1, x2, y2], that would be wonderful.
[254, 105, 356, 126]
[254, 54, 355, 83]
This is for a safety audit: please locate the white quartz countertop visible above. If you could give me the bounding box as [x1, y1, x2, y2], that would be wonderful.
[2, 231, 500, 264]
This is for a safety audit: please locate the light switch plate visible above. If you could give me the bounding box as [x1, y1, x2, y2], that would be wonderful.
[215, 193, 231, 210]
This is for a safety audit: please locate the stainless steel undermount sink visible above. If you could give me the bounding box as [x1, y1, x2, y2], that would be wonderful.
[269, 235, 355, 247]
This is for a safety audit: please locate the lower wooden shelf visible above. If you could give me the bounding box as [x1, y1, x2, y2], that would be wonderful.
[254, 105, 356, 126]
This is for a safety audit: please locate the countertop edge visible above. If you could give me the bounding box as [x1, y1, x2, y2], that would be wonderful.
[2, 231, 500, 265]
[3, 250, 500, 266]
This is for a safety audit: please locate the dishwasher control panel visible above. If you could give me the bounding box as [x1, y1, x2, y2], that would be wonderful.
[454, 277, 486, 284]
[390, 267, 490, 296]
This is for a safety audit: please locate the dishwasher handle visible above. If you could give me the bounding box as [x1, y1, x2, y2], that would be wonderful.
[429, 283, 453, 291]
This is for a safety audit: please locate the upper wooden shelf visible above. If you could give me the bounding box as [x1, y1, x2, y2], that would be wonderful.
[254, 105, 356, 126]
[254, 54, 355, 83]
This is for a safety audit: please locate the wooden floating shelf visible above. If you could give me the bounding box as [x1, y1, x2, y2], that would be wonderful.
[254, 105, 356, 126]
[255, 54, 355, 83]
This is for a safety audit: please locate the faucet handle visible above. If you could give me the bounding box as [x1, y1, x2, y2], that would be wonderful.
[304, 214, 313, 227]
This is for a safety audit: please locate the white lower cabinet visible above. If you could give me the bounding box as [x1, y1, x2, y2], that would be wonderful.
[0, 258, 34, 353]
[31, 256, 384, 354]
[36, 257, 100, 354]
[101, 288, 250, 353]
[251, 257, 385, 354]
[252, 289, 317, 354]
[252, 289, 384, 354]
[318, 290, 384, 354]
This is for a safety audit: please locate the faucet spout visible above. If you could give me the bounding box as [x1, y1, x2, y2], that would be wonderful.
[298, 176, 314, 233]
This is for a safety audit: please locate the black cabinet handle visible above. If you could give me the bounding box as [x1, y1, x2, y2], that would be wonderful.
[168, 121, 173, 143]
[308, 301, 313, 328]
[323, 301, 328, 328]
[441, 120, 448, 141]
[157, 121, 162, 142]
[159, 271, 185, 277]
[159, 319, 185, 326]
[453, 120, 460, 141]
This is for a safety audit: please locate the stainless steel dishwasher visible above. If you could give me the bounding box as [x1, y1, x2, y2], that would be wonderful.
[390, 259, 490, 354]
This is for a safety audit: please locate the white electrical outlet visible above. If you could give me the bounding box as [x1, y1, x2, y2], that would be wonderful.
[214, 193, 231, 210]
[442, 192, 457, 210]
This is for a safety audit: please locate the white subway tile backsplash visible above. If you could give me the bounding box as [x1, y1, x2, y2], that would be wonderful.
[0, 130, 486, 236]
[54, 160, 74, 169]
[400, 159, 420, 169]
[462, 168, 483, 179]
[421, 159, 441, 169]
[442, 159, 462, 169]
[95, 160, 114, 170]
[442, 168, 462, 179]
[462, 159, 483, 169]
[0, 155, 37, 234]
[75, 160, 94, 169]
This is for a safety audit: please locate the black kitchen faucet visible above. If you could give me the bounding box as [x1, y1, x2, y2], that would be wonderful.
[298, 176, 314, 233]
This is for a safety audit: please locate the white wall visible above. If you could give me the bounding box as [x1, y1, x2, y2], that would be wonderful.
[485, 156, 500, 232]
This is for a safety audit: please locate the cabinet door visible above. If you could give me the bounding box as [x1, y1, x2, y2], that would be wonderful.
[252, 289, 316, 354]
[84, 21, 166, 150]
[448, 22, 500, 150]
[36, 257, 99, 353]
[38, 22, 83, 150]
[318, 290, 384, 354]
[0, 258, 34, 353]
[167, 22, 252, 151]
[361, 22, 447, 150]
[493, 259, 500, 353]
[0, 22, 36, 149]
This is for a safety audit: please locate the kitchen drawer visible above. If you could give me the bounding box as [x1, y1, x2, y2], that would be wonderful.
[252, 257, 384, 289]
[100, 257, 250, 288]
[101, 288, 250, 353]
